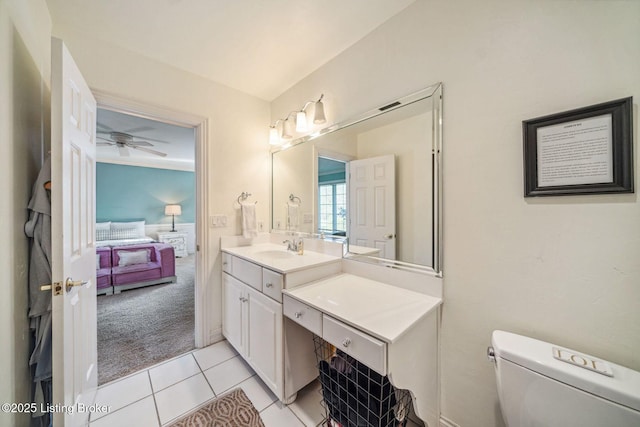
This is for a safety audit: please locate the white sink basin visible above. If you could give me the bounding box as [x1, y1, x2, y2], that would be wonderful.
[255, 250, 296, 259]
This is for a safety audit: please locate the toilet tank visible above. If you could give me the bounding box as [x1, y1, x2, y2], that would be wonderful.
[490, 331, 640, 427]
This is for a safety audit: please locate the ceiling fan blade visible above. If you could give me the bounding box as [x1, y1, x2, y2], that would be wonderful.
[123, 126, 154, 134]
[97, 142, 115, 146]
[127, 140, 153, 147]
[131, 145, 167, 157]
[97, 135, 114, 142]
[127, 135, 173, 144]
[96, 123, 113, 132]
[118, 145, 130, 157]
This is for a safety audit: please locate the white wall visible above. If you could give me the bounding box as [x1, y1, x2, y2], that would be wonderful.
[0, 0, 52, 425]
[272, 1, 640, 426]
[48, 25, 271, 344]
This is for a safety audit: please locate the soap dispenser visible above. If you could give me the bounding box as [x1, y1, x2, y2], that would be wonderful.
[297, 238, 304, 255]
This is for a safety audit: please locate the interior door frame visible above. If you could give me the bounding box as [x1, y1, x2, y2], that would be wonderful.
[91, 90, 210, 348]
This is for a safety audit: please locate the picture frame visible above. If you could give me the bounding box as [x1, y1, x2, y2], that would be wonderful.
[523, 97, 633, 197]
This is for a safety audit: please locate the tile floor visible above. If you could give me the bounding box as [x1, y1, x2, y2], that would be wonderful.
[90, 340, 424, 427]
[89, 340, 325, 426]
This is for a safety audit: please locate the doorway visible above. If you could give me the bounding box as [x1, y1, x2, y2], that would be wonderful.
[92, 95, 208, 384]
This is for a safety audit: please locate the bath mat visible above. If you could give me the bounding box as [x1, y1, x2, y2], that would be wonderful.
[168, 388, 265, 427]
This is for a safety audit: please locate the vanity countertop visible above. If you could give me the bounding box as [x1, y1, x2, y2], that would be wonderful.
[283, 273, 442, 344]
[222, 243, 341, 274]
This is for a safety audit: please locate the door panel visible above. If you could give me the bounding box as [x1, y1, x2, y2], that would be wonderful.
[50, 37, 97, 427]
[349, 154, 396, 259]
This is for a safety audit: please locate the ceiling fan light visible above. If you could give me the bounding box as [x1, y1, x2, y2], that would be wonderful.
[295, 111, 308, 132]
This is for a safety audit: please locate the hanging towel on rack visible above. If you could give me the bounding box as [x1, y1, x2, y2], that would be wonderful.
[287, 203, 299, 230]
[241, 202, 258, 238]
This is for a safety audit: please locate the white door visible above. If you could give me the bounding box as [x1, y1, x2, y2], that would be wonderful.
[50, 37, 98, 427]
[348, 154, 396, 259]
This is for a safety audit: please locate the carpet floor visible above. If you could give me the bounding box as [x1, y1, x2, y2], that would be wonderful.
[168, 388, 265, 427]
[97, 255, 195, 385]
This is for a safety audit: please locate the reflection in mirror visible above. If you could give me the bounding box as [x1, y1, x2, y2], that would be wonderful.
[272, 83, 442, 274]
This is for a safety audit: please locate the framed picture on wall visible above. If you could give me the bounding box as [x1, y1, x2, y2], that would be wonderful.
[523, 97, 633, 197]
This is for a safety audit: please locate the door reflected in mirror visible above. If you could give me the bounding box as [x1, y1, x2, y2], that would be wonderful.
[272, 83, 442, 274]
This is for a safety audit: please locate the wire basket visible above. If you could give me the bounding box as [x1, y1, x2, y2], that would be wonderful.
[313, 335, 412, 427]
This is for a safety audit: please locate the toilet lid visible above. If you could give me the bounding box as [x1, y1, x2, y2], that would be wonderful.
[492, 331, 640, 412]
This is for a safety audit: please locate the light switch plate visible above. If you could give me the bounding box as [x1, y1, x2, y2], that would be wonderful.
[210, 215, 228, 228]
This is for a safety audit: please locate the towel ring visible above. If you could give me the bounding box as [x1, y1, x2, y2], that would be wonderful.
[289, 194, 302, 204]
[237, 192, 257, 205]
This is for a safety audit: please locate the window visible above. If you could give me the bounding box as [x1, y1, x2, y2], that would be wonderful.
[318, 183, 347, 234]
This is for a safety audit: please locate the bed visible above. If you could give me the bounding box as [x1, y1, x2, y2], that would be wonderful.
[96, 221, 155, 247]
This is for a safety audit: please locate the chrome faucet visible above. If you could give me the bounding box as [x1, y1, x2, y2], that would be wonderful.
[283, 239, 298, 252]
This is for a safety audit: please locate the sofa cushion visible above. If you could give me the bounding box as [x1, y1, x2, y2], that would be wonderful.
[111, 262, 161, 285]
[117, 249, 150, 267]
[97, 268, 111, 288]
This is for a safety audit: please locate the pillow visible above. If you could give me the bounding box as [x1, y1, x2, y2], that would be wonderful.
[96, 222, 111, 241]
[117, 249, 150, 267]
[96, 254, 100, 269]
[110, 221, 146, 240]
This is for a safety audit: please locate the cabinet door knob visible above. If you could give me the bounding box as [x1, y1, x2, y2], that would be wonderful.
[294, 311, 302, 319]
[265, 282, 273, 288]
[342, 338, 351, 348]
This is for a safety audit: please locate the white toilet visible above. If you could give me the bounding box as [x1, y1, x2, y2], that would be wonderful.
[489, 330, 640, 426]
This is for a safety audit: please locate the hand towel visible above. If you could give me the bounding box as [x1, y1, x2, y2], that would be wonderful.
[241, 202, 257, 238]
[287, 203, 299, 230]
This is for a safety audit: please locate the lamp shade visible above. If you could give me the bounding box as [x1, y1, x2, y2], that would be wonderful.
[165, 204, 182, 216]
[269, 126, 280, 145]
[313, 99, 326, 124]
[295, 111, 308, 132]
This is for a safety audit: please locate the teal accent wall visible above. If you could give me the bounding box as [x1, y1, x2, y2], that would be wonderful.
[97, 163, 195, 225]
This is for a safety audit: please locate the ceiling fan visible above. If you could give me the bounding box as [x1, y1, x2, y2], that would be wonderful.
[96, 127, 168, 157]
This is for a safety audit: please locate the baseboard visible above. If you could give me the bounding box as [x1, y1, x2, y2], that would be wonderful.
[440, 416, 460, 427]
[208, 327, 223, 346]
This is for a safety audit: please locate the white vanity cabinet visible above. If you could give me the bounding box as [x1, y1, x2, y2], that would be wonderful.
[221, 246, 342, 403]
[223, 272, 282, 394]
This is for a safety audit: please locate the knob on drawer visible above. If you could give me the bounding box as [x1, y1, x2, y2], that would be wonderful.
[294, 311, 302, 319]
[342, 338, 351, 348]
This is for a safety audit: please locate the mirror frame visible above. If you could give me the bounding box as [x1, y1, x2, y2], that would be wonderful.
[271, 82, 443, 277]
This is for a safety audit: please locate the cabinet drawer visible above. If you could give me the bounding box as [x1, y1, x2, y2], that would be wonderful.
[283, 294, 322, 336]
[262, 269, 283, 302]
[222, 253, 232, 274]
[231, 256, 262, 291]
[322, 315, 386, 375]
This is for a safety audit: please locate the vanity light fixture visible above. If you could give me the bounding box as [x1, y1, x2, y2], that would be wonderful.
[269, 94, 326, 146]
[269, 119, 283, 145]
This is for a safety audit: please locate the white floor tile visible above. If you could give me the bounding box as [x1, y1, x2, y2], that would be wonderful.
[149, 354, 200, 392]
[203, 355, 255, 395]
[193, 340, 238, 370]
[237, 376, 278, 412]
[260, 402, 305, 427]
[154, 374, 215, 425]
[287, 380, 325, 427]
[89, 395, 159, 427]
[92, 371, 152, 420]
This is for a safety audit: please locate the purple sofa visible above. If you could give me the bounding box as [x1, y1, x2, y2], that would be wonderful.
[96, 243, 177, 295]
[97, 247, 113, 295]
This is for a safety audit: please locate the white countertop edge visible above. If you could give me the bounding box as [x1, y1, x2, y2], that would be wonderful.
[283, 277, 442, 344]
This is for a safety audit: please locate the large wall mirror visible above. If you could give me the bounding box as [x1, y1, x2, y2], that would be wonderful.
[272, 83, 442, 275]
